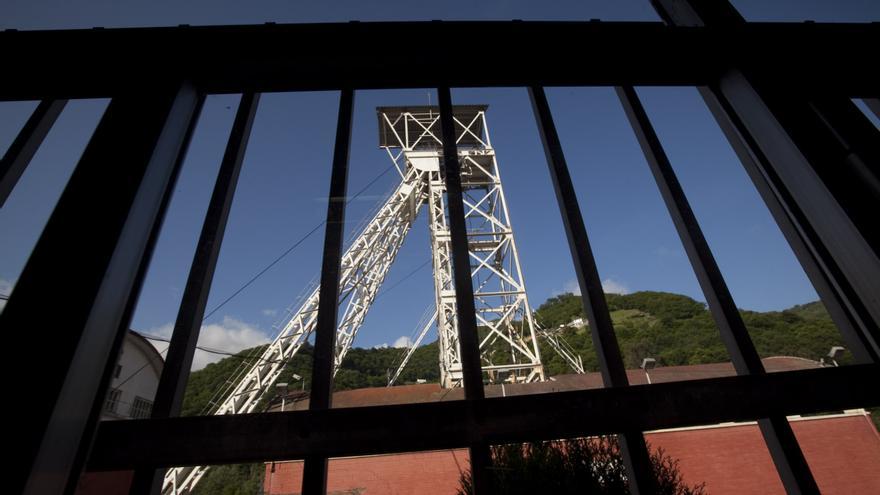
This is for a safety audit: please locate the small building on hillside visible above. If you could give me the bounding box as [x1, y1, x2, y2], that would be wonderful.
[567, 317, 587, 328]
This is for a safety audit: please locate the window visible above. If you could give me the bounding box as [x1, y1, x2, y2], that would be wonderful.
[130, 396, 153, 419]
[104, 389, 121, 414]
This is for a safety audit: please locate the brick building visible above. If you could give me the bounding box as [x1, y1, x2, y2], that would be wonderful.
[264, 358, 880, 494]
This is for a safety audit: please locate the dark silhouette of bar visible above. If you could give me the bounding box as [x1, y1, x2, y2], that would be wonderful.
[1, 0, 878, 493]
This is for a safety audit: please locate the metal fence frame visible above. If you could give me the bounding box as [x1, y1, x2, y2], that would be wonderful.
[2, 1, 879, 494]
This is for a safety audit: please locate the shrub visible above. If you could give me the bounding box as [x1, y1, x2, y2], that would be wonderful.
[456, 436, 706, 495]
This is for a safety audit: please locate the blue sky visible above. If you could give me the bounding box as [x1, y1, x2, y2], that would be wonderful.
[1, 0, 878, 369]
[3, 0, 880, 28]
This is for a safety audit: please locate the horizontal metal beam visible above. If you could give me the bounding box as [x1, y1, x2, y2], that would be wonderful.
[87, 363, 880, 471]
[0, 21, 877, 100]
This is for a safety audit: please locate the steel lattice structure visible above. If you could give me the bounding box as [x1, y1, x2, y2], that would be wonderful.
[162, 105, 585, 493]
[6, 10, 880, 495]
[380, 105, 546, 386]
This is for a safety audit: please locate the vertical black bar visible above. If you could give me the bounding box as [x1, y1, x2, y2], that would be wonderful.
[436, 87, 485, 401]
[655, 0, 880, 354]
[863, 98, 880, 121]
[66, 94, 206, 495]
[654, 1, 878, 492]
[808, 97, 880, 198]
[301, 88, 354, 495]
[527, 87, 626, 387]
[437, 87, 491, 495]
[616, 86, 764, 374]
[709, 75, 880, 354]
[616, 85, 821, 495]
[700, 87, 879, 362]
[128, 93, 260, 495]
[528, 86, 657, 495]
[0, 99, 67, 206]
[1, 82, 200, 495]
[764, 91, 880, 253]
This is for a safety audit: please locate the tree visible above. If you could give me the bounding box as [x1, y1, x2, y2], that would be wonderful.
[456, 437, 705, 495]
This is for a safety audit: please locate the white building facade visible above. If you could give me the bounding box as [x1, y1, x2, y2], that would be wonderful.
[102, 331, 164, 420]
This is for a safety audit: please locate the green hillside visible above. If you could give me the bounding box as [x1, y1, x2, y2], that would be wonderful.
[533, 291, 853, 375]
[182, 340, 440, 418]
[183, 290, 872, 493]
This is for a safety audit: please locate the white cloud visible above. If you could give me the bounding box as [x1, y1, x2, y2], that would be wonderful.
[392, 336, 414, 348]
[601, 278, 630, 295]
[550, 279, 581, 297]
[261, 308, 278, 317]
[142, 316, 270, 371]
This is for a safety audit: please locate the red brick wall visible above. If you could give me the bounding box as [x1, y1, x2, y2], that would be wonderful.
[76, 470, 133, 495]
[265, 450, 470, 495]
[647, 415, 880, 495]
[794, 415, 880, 494]
[264, 415, 880, 494]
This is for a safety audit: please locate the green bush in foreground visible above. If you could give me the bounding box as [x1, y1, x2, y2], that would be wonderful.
[457, 437, 706, 495]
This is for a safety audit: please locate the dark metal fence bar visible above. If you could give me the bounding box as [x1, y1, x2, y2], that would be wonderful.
[87, 363, 880, 471]
[67, 92, 205, 495]
[615, 85, 760, 371]
[1, 82, 200, 495]
[656, 0, 880, 362]
[707, 81, 880, 495]
[863, 99, 880, 120]
[0, 13, 875, 495]
[663, 0, 880, 269]
[528, 86, 656, 494]
[301, 88, 354, 495]
[699, 87, 879, 363]
[127, 92, 260, 495]
[653, 3, 880, 493]
[755, 89, 880, 257]
[437, 87, 485, 402]
[0, 99, 67, 206]
[70, 93, 205, 495]
[805, 95, 880, 226]
[437, 86, 489, 494]
[616, 84, 820, 495]
[1, 22, 877, 101]
[709, 77, 880, 358]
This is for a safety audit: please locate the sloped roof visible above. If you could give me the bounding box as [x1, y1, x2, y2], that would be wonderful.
[270, 356, 821, 412]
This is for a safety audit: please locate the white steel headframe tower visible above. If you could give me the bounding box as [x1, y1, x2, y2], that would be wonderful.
[162, 105, 551, 494]
[378, 105, 545, 386]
